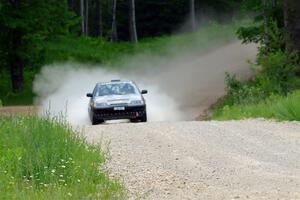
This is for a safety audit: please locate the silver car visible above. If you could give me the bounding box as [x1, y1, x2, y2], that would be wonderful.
[86, 80, 147, 125]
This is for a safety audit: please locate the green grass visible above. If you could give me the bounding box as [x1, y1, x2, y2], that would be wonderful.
[0, 115, 125, 199]
[43, 22, 238, 67]
[212, 90, 300, 121]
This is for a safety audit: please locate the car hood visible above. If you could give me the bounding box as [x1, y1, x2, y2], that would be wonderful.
[94, 94, 142, 105]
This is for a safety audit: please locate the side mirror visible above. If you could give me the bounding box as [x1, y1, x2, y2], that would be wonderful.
[86, 93, 93, 98]
[141, 90, 148, 94]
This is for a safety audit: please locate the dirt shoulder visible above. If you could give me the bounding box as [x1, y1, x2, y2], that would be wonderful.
[0, 106, 39, 115]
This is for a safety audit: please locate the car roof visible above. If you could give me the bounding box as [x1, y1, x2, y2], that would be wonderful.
[96, 80, 135, 86]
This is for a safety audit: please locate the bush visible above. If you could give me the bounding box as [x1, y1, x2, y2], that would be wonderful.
[212, 90, 300, 121]
[0, 116, 124, 199]
[225, 73, 268, 105]
[214, 19, 300, 121]
[224, 50, 300, 106]
[257, 50, 300, 94]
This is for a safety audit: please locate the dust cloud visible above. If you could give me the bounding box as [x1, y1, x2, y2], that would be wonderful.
[33, 41, 257, 125]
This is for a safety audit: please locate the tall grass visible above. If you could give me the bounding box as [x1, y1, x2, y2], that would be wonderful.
[212, 90, 300, 121]
[0, 115, 124, 199]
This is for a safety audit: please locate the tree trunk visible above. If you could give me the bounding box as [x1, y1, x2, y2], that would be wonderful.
[190, 0, 196, 31]
[262, 0, 269, 46]
[8, 0, 24, 92]
[85, 0, 89, 36]
[129, 0, 138, 43]
[284, 0, 300, 56]
[68, 0, 73, 10]
[80, 0, 85, 35]
[10, 30, 24, 92]
[96, 0, 103, 37]
[111, 0, 118, 42]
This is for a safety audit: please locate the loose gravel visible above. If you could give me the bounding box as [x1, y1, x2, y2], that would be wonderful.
[83, 119, 300, 200]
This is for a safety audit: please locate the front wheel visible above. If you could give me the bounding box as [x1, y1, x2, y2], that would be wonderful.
[140, 113, 147, 122]
[92, 117, 104, 125]
[130, 112, 147, 123]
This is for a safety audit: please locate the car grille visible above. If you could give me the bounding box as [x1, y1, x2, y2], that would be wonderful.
[93, 106, 145, 120]
[110, 103, 128, 106]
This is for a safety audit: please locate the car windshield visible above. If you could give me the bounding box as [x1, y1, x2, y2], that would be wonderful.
[94, 82, 138, 97]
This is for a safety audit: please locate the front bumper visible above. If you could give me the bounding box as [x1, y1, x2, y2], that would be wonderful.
[91, 105, 146, 120]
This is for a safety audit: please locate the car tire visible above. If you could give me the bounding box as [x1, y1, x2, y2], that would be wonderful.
[140, 112, 147, 122]
[92, 117, 104, 125]
[130, 118, 138, 123]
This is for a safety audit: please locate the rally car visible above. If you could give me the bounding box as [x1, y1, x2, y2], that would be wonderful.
[86, 80, 147, 125]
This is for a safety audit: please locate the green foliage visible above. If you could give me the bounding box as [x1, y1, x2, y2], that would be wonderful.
[257, 51, 300, 94]
[212, 90, 300, 121]
[223, 50, 300, 106]
[0, 0, 246, 95]
[224, 73, 267, 105]
[0, 0, 78, 65]
[86, 0, 243, 40]
[43, 22, 237, 65]
[0, 69, 35, 105]
[236, 24, 262, 43]
[262, 20, 285, 52]
[237, 0, 284, 47]
[214, 49, 300, 121]
[0, 0, 79, 93]
[214, 5, 300, 121]
[0, 115, 124, 199]
[0, 21, 239, 105]
[42, 37, 135, 66]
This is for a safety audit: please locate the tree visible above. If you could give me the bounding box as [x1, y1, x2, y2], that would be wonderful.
[0, 0, 74, 93]
[80, 0, 85, 35]
[96, 0, 103, 37]
[284, 0, 300, 56]
[7, 0, 24, 92]
[129, 0, 138, 43]
[262, 0, 269, 45]
[85, 0, 89, 35]
[111, 0, 118, 41]
[237, 0, 283, 46]
[68, 0, 74, 10]
[190, 0, 196, 31]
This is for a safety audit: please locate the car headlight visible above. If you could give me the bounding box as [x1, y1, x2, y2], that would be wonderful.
[94, 102, 108, 108]
[130, 100, 143, 105]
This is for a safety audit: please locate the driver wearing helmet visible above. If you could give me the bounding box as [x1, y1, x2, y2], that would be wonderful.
[122, 83, 135, 94]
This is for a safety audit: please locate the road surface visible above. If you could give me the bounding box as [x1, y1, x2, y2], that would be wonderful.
[84, 120, 300, 200]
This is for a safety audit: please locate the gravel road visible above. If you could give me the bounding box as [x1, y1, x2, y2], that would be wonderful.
[84, 120, 300, 200]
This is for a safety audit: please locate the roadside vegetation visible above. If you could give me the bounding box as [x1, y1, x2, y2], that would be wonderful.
[0, 0, 245, 106]
[213, 90, 300, 121]
[212, 45, 300, 121]
[0, 115, 124, 199]
[43, 22, 237, 66]
[211, 1, 300, 121]
[0, 21, 238, 106]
